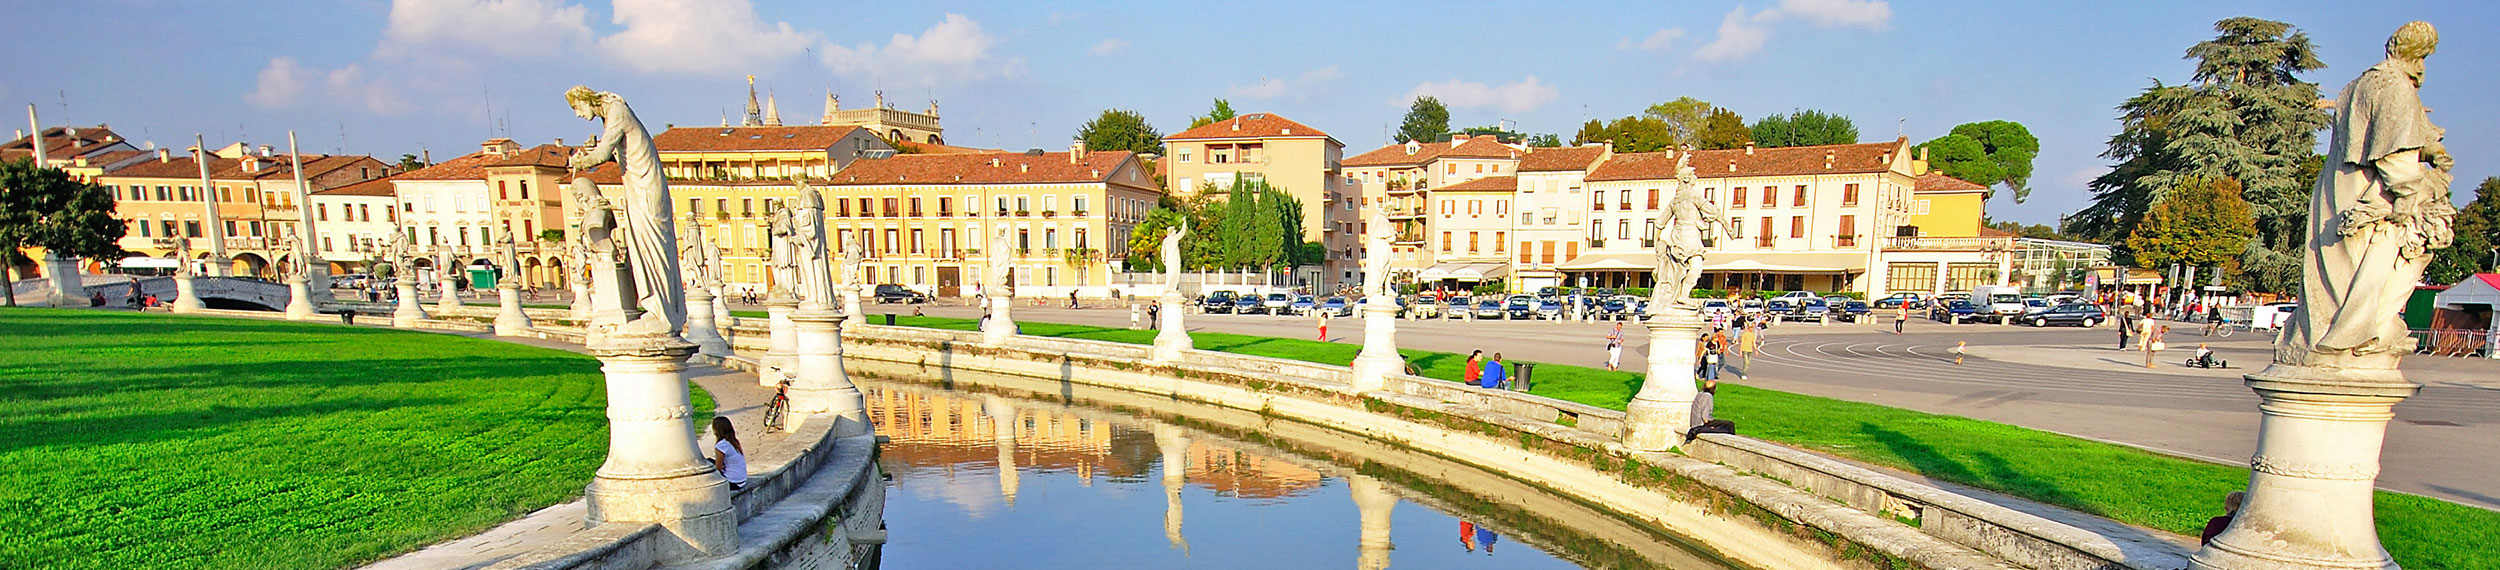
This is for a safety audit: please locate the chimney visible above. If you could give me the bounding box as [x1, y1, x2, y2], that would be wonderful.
[1069, 140, 1085, 163]
[259, 145, 274, 157]
[1917, 146, 1928, 162]
[1743, 142, 1754, 155]
[1020, 163, 1030, 173]
[1281, 127, 1292, 135]
[157, 148, 171, 162]
[553, 138, 564, 147]
[422, 149, 432, 164]
[1230, 118, 1241, 131]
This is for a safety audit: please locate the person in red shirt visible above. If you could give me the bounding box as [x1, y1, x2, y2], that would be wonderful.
[1459, 520, 1476, 552]
[1461, 350, 1483, 386]
[2200, 491, 2245, 545]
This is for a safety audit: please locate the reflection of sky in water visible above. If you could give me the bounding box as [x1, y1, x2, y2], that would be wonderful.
[872, 386, 1586, 569]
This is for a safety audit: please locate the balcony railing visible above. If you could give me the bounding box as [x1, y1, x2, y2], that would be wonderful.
[1885, 236, 2014, 251]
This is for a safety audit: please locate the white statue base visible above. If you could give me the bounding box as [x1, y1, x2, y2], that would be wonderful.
[172, 274, 204, 313]
[581, 335, 738, 560]
[494, 284, 533, 336]
[711, 285, 733, 336]
[44, 253, 82, 308]
[1151, 292, 1190, 363]
[787, 308, 870, 436]
[392, 280, 429, 328]
[2191, 365, 2416, 570]
[306, 263, 336, 304]
[760, 296, 798, 387]
[285, 277, 318, 320]
[840, 284, 865, 334]
[982, 295, 1017, 345]
[569, 281, 592, 322]
[1347, 301, 1401, 393]
[682, 288, 732, 358]
[435, 279, 460, 316]
[1621, 309, 1705, 451]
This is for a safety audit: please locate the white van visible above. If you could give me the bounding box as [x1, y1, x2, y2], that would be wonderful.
[1968, 285, 2026, 324]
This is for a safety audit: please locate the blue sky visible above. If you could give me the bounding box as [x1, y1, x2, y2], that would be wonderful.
[6, 0, 2493, 225]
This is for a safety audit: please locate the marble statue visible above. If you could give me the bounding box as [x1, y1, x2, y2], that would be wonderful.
[568, 86, 682, 338]
[174, 235, 196, 278]
[498, 230, 519, 281]
[840, 232, 866, 287]
[373, 231, 400, 281]
[790, 185, 834, 308]
[2277, 21, 2457, 371]
[990, 227, 1014, 297]
[1159, 222, 1185, 288]
[682, 222, 722, 290]
[1652, 150, 1725, 310]
[767, 199, 796, 299]
[1363, 211, 1393, 298]
[573, 176, 637, 323]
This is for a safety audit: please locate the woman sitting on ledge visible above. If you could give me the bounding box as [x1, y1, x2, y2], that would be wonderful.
[710, 417, 749, 490]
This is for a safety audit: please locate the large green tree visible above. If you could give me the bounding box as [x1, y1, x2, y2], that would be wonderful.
[1077, 109, 1164, 155]
[1396, 96, 1451, 144]
[2127, 177, 2257, 272]
[1693, 108, 1752, 150]
[1187, 99, 1239, 129]
[1, 158, 128, 306]
[1749, 110, 1859, 148]
[1124, 207, 1185, 272]
[1644, 96, 1716, 146]
[1526, 133, 1563, 148]
[1920, 121, 2040, 202]
[2073, 17, 2329, 293]
[2426, 177, 2500, 284]
[1571, 116, 1673, 152]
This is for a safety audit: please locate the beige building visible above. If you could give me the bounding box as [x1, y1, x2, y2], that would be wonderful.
[1159, 113, 1356, 288]
[1342, 135, 1523, 279]
[653, 125, 893, 180]
[1418, 175, 1517, 289]
[1565, 140, 1928, 294]
[97, 144, 389, 276]
[1509, 145, 1610, 291]
[308, 176, 403, 274]
[809, 148, 1162, 298]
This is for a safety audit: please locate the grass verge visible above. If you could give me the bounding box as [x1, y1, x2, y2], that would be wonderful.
[0, 308, 713, 570]
[834, 313, 2494, 569]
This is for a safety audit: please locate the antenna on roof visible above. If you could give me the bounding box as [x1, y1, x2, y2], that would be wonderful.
[1897, 117, 1905, 138]
[481, 83, 494, 141]
[337, 122, 348, 155]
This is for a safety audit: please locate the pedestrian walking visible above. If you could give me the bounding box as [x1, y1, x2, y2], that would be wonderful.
[1462, 350, 1484, 386]
[1069, 290, 1080, 309]
[1316, 309, 1330, 341]
[1604, 322, 1625, 371]
[1894, 303, 1909, 334]
[1479, 353, 1506, 389]
[1697, 334, 1723, 382]
[1146, 303, 1160, 329]
[1737, 321, 1760, 379]
[2117, 309, 2134, 350]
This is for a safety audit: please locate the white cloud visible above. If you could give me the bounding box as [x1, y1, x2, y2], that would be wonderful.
[374, 0, 591, 63]
[1692, 7, 1772, 63]
[1227, 66, 1342, 102]
[1398, 76, 1561, 114]
[1765, 0, 1891, 29]
[599, 0, 817, 74]
[820, 13, 1019, 85]
[1619, 27, 1687, 52]
[246, 58, 410, 114]
[1089, 38, 1128, 56]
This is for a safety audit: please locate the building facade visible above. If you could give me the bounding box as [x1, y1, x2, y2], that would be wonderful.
[1342, 135, 1524, 280]
[1159, 113, 1353, 288]
[813, 149, 1161, 299]
[1419, 175, 1516, 289]
[309, 177, 403, 274]
[1509, 145, 1609, 291]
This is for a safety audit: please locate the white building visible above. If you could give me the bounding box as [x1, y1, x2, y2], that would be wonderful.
[1509, 144, 1609, 291]
[309, 176, 402, 274]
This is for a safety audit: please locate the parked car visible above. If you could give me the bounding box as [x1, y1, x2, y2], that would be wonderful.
[1321, 297, 1351, 316]
[2020, 297, 2053, 315]
[1199, 290, 1232, 313]
[1739, 298, 1767, 315]
[1700, 299, 1734, 319]
[1503, 295, 1535, 320]
[1764, 299, 1795, 316]
[1288, 295, 1317, 315]
[1873, 292, 1926, 310]
[2027, 303, 2109, 327]
[2253, 302, 2299, 330]
[1792, 298, 1829, 321]
[1771, 291, 1821, 303]
[1535, 286, 1561, 298]
[1262, 293, 1293, 315]
[873, 284, 929, 304]
[1405, 296, 1437, 319]
[1535, 298, 1564, 320]
[1970, 285, 2027, 324]
[1233, 295, 1265, 314]
[1475, 298, 1507, 319]
[1929, 299, 1983, 323]
[1839, 300, 1872, 321]
[1599, 297, 1630, 320]
[1444, 296, 1472, 319]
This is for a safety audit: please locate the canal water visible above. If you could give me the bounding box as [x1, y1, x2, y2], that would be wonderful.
[862, 375, 1744, 569]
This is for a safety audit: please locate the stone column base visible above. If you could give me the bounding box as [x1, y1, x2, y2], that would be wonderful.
[2192, 363, 2416, 570]
[761, 299, 799, 386]
[285, 279, 319, 320]
[392, 282, 429, 328]
[584, 468, 738, 561]
[582, 336, 735, 561]
[1150, 294, 1190, 363]
[172, 276, 205, 313]
[1621, 310, 1705, 451]
[789, 309, 871, 437]
[1347, 302, 1401, 393]
[494, 286, 532, 336]
[683, 290, 732, 357]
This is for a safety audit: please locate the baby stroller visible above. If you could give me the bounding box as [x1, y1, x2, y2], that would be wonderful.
[2185, 345, 2227, 369]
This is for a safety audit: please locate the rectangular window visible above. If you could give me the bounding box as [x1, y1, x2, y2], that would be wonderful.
[1468, 232, 1479, 253]
[883, 198, 900, 217]
[1794, 185, 1808, 205]
[1441, 231, 1452, 253]
[1617, 220, 1630, 240]
[837, 198, 851, 217]
[1567, 241, 1578, 261]
[1440, 199, 1453, 217]
[908, 197, 922, 217]
[1732, 187, 1748, 208]
[1073, 196, 1088, 214]
[938, 197, 953, 216]
[1646, 188, 1660, 210]
[1592, 191, 1606, 210]
[138, 221, 152, 237]
[743, 198, 754, 216]
[317, 204, 329, 221]
[1837, 215, 1858, 247]
[1520, 247, 1533, 265]
[1886, 262, 1938, 294]
[1790, 216, 1805, 238]
[885, 229, 900, 253]
[1843, 183, 1860, 205]
[1494, 231, 1505, 253]
[687, 197, 700, 214]
[1759, 218, 1776, 245]
[1447, 163, 1457, 174]
[1015, 196, 1029, 212]
[520, 180, 530, 200]
[1764, 187, 1777, 208]
[910, 229, 925, 253]
[716, 198, 729, 215]
[186, 221, 201, 237]
[996, 196, 1010, 214]
[498, 180, 508, 200]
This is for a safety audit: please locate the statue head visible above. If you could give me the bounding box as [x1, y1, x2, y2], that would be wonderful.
[2388, 21, 2437, 61]
[565, 86, 605, 119]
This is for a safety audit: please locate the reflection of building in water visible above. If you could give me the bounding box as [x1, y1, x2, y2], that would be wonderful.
[864, 387, 1326, 501]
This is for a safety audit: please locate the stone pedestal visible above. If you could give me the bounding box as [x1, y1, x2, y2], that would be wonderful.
[285, 276, 318, 320]
[494, 284, 532, 337]
[1349, 474, 1396, 570]
[171, 274, 204, 313]
[1129, 302, 1143, 330]
[1150, 292, 1190, 363]
[1621, 309, 1705, 451]
[435, 277, 460, 316]
[982, 294, 1016, 345]
[682, 288, 732, 358]
[839, 283, 865, 334]
[759, 296, 799, 386]
[305, 263, 336, 304]
[711, 285, 733, 335]
[569, 279, 593, 322]
[43, 252, 82, 308]
[392, 278, 429, 328]
[2191, 366, 2417, 570]
[581, 336, 737, 560]
[787, 309, 870, 436]
[1347, 300, 1402, 393]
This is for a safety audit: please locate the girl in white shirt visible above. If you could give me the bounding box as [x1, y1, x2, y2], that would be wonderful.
[710, 416, 748, 490]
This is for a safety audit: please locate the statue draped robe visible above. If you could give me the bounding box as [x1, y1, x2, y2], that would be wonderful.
[577, 93, 684, 336]
[2280, 58, 2456, 370]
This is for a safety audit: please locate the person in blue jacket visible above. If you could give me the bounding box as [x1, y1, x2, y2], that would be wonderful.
[1479, 353, 1507, 389]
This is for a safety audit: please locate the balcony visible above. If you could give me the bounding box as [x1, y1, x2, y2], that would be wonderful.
[1884, 236, 2014, 251]
[1386, 208, 1426, 220]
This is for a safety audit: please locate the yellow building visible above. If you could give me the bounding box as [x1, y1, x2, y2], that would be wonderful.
[1159, 113, 1355, 287]
[653, 125, 893, 180]
[1342, 135, 1524, 278]
[816, 148, 1161, 298]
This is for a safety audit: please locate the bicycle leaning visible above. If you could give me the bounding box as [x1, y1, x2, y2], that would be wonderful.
[761, 376, 791, 432]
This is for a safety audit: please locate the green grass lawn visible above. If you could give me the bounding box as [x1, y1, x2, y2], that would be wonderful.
[0, 308, 712, 570]
[845, 313, 2494, 569]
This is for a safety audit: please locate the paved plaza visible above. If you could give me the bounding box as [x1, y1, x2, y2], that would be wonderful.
[891, 302, 2500, 511]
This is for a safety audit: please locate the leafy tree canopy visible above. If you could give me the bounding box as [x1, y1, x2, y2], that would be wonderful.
[1397, 96, 1451, 144]
[1643, 97, 1716, 145]
[1749, 109, 1859, 148]
[1077, 109, 1163, 155]
[1, 158, 128, 305]
[2426, 177, 2500, 284]
[1918, 134, 2000, 191]
[1919, 120, 2040, 202]
[1693, 108, 1752, 150]
[2126, 176, 2256, 272]
[1526, 133, 1563, 148]
[1187, 99, 1239, 129]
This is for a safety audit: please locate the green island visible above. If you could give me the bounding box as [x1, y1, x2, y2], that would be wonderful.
[0, 308, 712, 570]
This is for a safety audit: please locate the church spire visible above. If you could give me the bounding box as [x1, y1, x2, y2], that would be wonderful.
[821, 90, 840, 125]
[763, 91, 782, 126]
[741, 75, 762, 127]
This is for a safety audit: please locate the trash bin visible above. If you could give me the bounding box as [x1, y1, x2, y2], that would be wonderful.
[1513, 363, 1534, 392]
[884, 313, 897, 326]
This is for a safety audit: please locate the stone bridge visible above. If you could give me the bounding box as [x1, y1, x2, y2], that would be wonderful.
[80, 276, 297, 311]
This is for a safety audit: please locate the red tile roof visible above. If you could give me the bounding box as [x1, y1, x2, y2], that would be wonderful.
[1342, 136, 1520, 167]
[1438, 175, 1517, 193]
[1163, 113, 1332, 141]
[1914, 171, 1989, 193]
[1, 125, 131, 162]
[825, 151, 1135, 186]
[1586, 139, 1907, 182]
[319, 176, 400, 197]
[893, 140, 998, 155]
[654, 125, 866, 152]
[1518, 145, 1607, 172]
